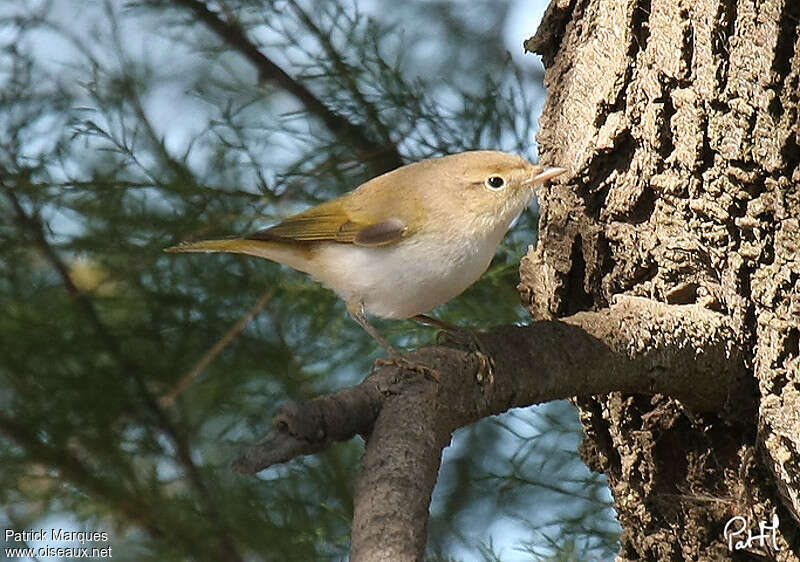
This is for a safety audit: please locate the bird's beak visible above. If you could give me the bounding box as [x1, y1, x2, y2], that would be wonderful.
[528, 166, 567, 185]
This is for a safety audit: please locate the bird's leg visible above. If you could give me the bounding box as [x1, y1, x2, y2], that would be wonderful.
[347, 301, 399, 356]
[412, 314, 460, 332]
[413, 314, 479, 349]
[347, 302, 439, 381]
[413, 314, 494, 385]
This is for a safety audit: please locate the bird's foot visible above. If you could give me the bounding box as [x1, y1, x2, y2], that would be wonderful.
[472, 350, 495, 385]
[435, 325, 481, 352]
[373, 355, 440, 382]
[435, 327, 494, 385]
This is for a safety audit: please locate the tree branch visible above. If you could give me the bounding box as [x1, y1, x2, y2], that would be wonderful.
[233, 381, 383, 473]
[234, 297, 749, 561]
[161, 289, 275, 407]
[169, 0, 403, 174]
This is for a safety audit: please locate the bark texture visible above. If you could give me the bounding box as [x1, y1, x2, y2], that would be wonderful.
[234, 298, 747, 561]
[525, 0, 800, 559]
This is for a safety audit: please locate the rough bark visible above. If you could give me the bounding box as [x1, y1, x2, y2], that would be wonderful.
[525, 0, 800, 558]
[234, 298, 747, 560]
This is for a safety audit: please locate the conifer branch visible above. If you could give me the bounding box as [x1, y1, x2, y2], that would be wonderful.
[4, 189, 245, 562]
[161, 289, 275, 407]
[0, 412, 202, 557]
[286, 0, 395, 149]
[169, 0, 403, 174]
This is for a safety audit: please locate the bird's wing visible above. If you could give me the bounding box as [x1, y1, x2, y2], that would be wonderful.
[246, 197, 409, 247]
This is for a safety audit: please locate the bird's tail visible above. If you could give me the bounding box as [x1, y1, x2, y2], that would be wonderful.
[165, 238, 313, 273]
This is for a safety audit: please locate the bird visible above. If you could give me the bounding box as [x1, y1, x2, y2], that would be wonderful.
[166, 150, 566, 357]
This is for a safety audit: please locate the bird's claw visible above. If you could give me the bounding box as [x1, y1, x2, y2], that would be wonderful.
[473, 350, 495, 386]
[436, 326, 482, 352]
[435, 328, 494, 385]
[373, 356, 440, 382]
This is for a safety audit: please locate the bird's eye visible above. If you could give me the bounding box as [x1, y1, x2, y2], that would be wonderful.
[484, 176, 505, 190]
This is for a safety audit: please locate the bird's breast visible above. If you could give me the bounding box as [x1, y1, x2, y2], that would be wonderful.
[309, 227, 503, 319]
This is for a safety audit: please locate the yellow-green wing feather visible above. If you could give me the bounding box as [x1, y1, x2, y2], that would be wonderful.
[168, 165, 425, 261]
[249, 199, 350, 241]
[247, 190, 412, 247]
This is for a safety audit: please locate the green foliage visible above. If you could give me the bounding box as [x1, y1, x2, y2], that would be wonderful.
[0, 0, 618, 559]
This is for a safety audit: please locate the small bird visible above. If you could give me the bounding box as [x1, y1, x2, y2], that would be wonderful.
[166, 151, 565, 357]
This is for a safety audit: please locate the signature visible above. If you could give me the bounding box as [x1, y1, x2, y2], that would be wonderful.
[723, 514, 781, 551]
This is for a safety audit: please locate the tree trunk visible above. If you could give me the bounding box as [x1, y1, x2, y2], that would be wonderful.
[524, 0, 800, 559]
